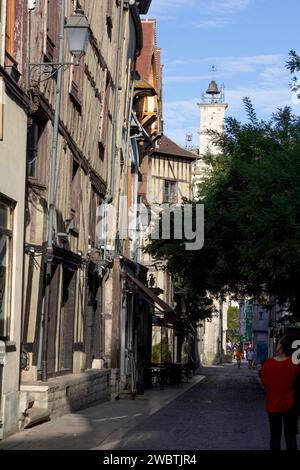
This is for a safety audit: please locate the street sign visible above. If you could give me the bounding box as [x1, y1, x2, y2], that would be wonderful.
[0, 341, 6, 365]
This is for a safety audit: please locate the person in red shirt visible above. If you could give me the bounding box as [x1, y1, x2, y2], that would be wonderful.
[261, 335, 300, 450]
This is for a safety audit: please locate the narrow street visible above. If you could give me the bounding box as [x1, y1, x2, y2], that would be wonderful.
[111, 363, 269, 451]
[0, 363, 285, 451]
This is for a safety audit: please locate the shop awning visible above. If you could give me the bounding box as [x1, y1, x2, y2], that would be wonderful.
[126, 273, 174, 315]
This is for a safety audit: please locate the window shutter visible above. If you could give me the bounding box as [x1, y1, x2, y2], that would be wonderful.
[99, 77, 111, 147]
[89, 192, 97, 248]
[106, 1, 113, 29]
[5, 0, 15, 64]
[46, 264, 60, 377]
[107, 1, 113, 18]
[46, 0, 60, 61]
[71, 160, 80, 227]
[59, 269, 76, 372]
[70, 57, 84, 108]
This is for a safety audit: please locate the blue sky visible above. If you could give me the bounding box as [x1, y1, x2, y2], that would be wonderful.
[144, 0, 300, 148]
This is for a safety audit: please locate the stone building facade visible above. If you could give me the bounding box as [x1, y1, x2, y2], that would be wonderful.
[20, 0, 148, 417]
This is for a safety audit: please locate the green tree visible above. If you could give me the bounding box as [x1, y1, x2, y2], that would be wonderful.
[227, 306, 240, 343]
[286, 50, 300, 98]
[146, 100, 300, 321]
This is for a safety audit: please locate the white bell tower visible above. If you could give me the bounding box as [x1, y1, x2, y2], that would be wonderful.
[193, 77, 228, 192]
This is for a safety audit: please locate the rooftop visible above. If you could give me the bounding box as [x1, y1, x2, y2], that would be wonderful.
[153, 135, 196, 160]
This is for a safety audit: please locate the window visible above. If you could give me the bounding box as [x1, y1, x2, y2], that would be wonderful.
[46, 0, 60, 61]
[26, 118, 47, 179]
[163, 180, 177, 204]
[70, 57, 84, 110]
[0, 197, 13, 338]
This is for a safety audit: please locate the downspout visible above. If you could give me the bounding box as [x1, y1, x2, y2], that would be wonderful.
[42, 0, 66, 382]
[26, 1, 36, 90]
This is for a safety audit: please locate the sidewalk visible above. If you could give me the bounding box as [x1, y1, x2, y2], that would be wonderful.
[0, 375, 205, 450]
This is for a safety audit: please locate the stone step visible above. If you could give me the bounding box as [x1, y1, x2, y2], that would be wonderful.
[24, 408, 50, 429]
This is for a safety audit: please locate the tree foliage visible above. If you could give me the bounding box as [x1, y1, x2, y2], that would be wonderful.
[146, 102, 300, 321]
[227, 306, 240, 343]
[286, 50, 300, 74]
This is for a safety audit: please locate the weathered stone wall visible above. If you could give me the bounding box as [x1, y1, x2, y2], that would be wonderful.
[20, 369, 111, 422]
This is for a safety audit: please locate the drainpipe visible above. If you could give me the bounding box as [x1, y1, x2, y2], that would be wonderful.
[26, 1, 36, 90]
[103, 0, 125, 260]
[42, 0, 65, 382]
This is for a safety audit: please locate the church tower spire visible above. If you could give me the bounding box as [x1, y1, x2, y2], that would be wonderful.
[192, 72, 228, 193]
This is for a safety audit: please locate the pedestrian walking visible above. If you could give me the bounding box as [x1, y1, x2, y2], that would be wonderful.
[261, 335, 300, 450]
[247, 349, 254, 369]
[236, 350, 242, 369]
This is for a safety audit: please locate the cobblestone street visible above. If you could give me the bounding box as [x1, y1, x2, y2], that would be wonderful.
[2, 362, 295, 451]
[110, 363, 269, 450]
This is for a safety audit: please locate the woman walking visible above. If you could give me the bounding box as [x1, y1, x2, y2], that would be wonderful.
[235, 349, 242, 369]
[261, 335, 300, 450]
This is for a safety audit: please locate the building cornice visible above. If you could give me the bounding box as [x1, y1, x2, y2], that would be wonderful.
[129, 4, 143, 55]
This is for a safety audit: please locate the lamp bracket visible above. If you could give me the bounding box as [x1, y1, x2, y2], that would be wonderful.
[29, 61, 78, 84]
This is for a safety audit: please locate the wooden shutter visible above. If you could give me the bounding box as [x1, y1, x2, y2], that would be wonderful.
[5, 0, 15, 64]
[106, 0, 113, 35]
[93, 280, 103, 359]
[70, 57, 84, 108]
[84, 275, 93, 370]
[59, 268, 76, 372]
[46, 264, 60, 377]
[107, 0, 113, 19]
[89, 191, 97, 248]
[99, 77, 111, 147]
[46, 0, 60, 61]
[71, 159, 80, 226]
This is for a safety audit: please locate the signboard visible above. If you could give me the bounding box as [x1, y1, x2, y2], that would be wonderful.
[0, 340, 5, 365]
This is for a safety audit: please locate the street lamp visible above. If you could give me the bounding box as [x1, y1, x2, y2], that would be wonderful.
[65, 9, 90, 61]
[29, 8, 89, 82]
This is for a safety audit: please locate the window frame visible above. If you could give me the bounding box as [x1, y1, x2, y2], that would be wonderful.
[163, 180, 178, 204]
[26, 116, 48, 183]
[0, 195, 14, 340]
